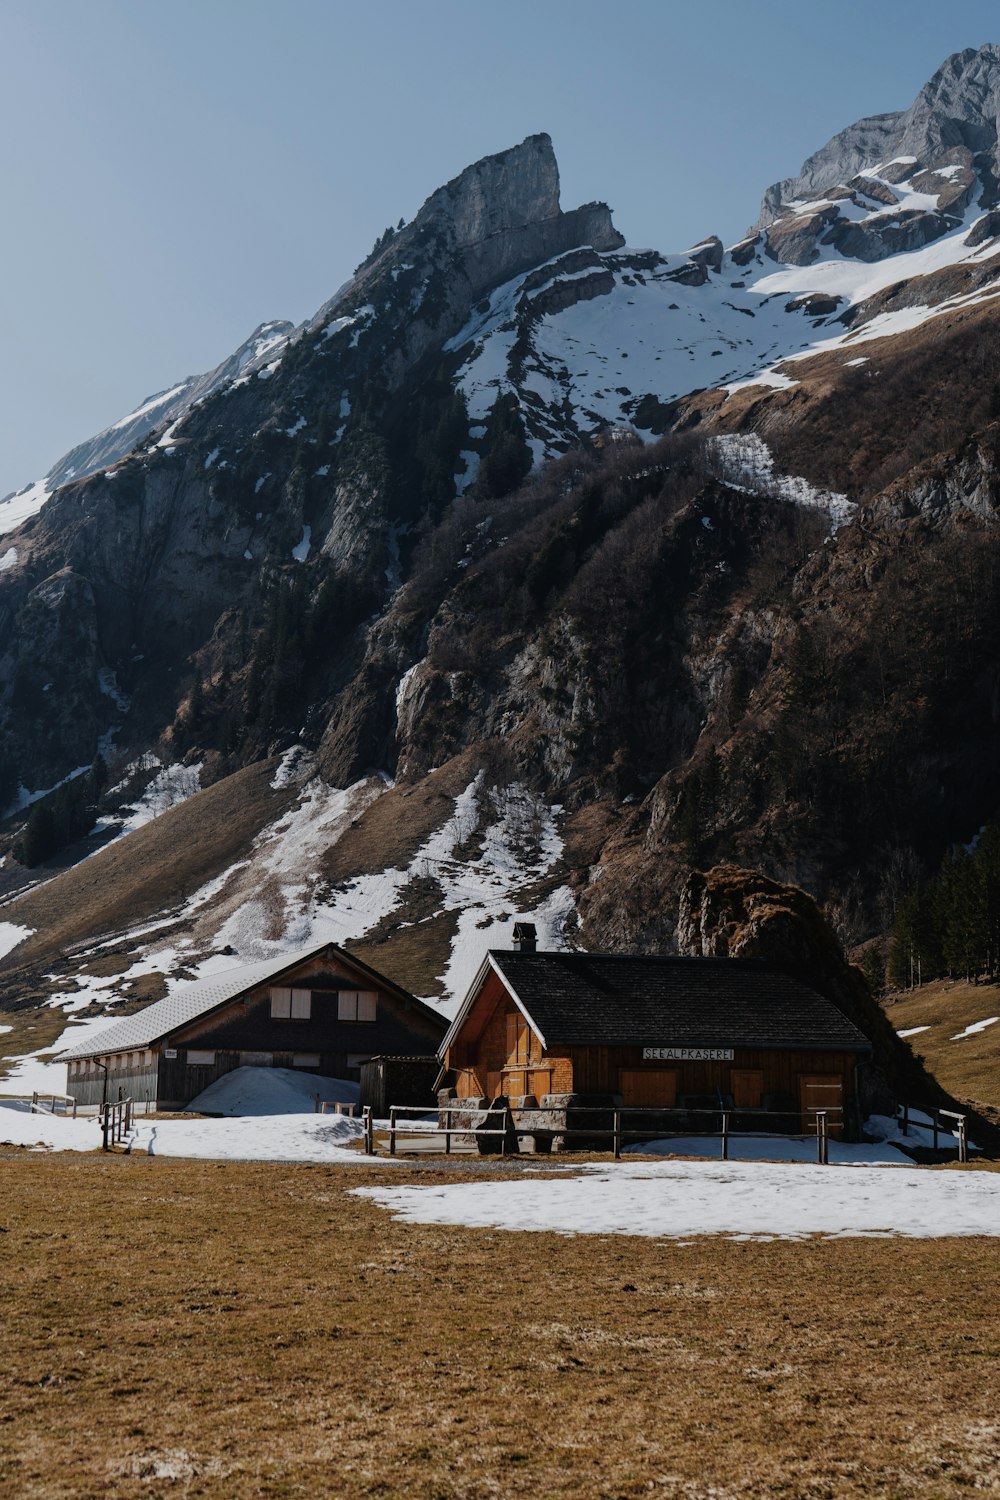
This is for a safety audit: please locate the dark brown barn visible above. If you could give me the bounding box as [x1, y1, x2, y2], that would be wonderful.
[437, 944, 874, 1137]
[61, 943, 447, 1112]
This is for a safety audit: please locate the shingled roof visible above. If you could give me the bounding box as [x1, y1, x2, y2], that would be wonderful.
[60, 944, 443, 1061]
[443, 951, 871, 1054]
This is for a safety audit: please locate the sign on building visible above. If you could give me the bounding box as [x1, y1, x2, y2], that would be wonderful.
[642, 1046, 734, 1061]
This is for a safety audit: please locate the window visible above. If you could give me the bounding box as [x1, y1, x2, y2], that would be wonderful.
[293, 1053, 320, 1069]
[271, 987, 312, 1020]
[337, 990, 377, 1022]
[188, 1050, 216, 1066]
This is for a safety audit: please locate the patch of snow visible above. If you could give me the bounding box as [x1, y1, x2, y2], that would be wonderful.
[315, 464, 330, 477]
[97, 667, 130, 713]
[395, 661, 423, 716]
[254, 473, 270, 495]
[270, 745, 315, 790]
[0, 1012, 131, 1096]
[354, 1157, 1000, 1241]
[203, 447, 220, 470]
[898, 1025, 931, 1038]
[0, 922, 32, 960]
[188, 1065, 359, 1116]
[111, 383, 187, 433]
[91, 762, 202, 848]
[285, 416, 307, 438]
[292, 524, 311, 562]
[951, 1016, 999, 1040]
[244, 549, 253, 561]
[709, 433, 853, 531]
[11, 765, 90, 815]
[0, 546, 18, 571]
[455, 450, 479, 497]
[0, 476, 50, 537]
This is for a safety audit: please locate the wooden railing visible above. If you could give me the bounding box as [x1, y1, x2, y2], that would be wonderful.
[378, 1102, 843, 1163]
[895, 1103, 968, 1161]
[31, 1091, 77, 1118]
[99, 1095, 133, 1151]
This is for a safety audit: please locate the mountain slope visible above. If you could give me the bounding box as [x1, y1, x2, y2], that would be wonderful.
[5, 54, 1000, 1104]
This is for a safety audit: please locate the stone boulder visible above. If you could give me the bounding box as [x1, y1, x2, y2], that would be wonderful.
[677, 864, 935, 1116]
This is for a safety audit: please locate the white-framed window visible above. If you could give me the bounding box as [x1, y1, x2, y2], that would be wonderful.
[270, 986, 312, 1020]
[337, 990, 377, 1022]
[293, 1052, 320, 1069]
[187, 1050, 216, 1066]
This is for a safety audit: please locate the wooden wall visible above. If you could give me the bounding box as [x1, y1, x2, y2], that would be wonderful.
[67, 950, 446, 1111]
[443, 969, 864, 1130]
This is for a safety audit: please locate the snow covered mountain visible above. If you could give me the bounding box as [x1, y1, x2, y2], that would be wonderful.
[6, 46, 1000, 1068]
[0, 320, 293, 537]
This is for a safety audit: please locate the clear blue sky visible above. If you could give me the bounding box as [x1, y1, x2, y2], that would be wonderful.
[1, 0, 998, 495]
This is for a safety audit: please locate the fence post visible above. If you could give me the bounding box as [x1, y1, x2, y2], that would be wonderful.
[613, 1109, 622, 1161]
[815, 1111, 824, 1164]
[721, 1111, 729, 1162]
[102, 1105, 110, 1152]
[389, 1106, 397, 1157]
[958, 1115, 968, 1164]
[445, 1106, 452, 1156]
[31, 1091, 37, 1111]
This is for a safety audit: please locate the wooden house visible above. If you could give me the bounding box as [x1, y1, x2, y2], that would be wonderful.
[61, 943, 447, 1112]
[437, 938, 873, 1137]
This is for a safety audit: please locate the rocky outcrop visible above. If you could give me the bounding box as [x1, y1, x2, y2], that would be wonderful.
[677, 865, 931, 1116]
[756, 44, 1000, 227]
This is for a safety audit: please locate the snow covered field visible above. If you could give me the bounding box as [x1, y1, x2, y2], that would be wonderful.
[356, 1159, 1000, 1241]
[0, 1098, 370, 1163]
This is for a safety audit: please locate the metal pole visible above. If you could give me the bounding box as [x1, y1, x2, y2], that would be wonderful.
[815, 1111, 824, 1164]
[721, 1111, 729, 1162]
[613, 1108, 622, 1160]
[389, 1106, 397, 1156]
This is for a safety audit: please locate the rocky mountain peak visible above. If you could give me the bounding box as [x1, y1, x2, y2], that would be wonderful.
[755, 43, 1000, 228]
[414, 132, 563, 249]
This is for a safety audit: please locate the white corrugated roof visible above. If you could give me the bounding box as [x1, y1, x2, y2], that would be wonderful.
[59, 950, 326, 1061]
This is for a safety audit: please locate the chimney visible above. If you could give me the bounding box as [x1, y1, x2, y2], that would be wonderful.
[512, 922, 537, 954]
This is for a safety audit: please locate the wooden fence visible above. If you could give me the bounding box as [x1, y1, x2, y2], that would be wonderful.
[99, 1095, 133, 1151]
[371, 1103, 843, 1162]
[31, 1091, 77, 1118]
[897, 1103, 969, 1161]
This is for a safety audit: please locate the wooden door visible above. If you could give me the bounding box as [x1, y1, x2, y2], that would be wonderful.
[731, 1069, 763, 1109]
[619, 1069, 678, 1107]
[799, 1075, 844, 1137]
[528, 1068, 553, 1100]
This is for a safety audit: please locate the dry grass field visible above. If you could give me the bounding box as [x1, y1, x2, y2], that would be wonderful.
[2, 1151, 1000, 1499]
[885, 979, 1000, 1119]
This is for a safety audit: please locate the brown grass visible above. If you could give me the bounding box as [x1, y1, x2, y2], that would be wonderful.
[0, 759, 295, 979]
[2, 1152, 1000, 1498]
[885, 978, 1000, 1116]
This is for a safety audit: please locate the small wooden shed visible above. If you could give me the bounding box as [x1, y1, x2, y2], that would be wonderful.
[61, 943, 447, 1112]
[437, 948, 873, 1136]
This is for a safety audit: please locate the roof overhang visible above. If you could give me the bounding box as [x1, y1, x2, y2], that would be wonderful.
[437, 953, 547, 1063]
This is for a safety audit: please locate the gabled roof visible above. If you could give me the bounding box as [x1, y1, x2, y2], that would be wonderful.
[440, 950, 871, 1056]
[60, 943, 445, 1061]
